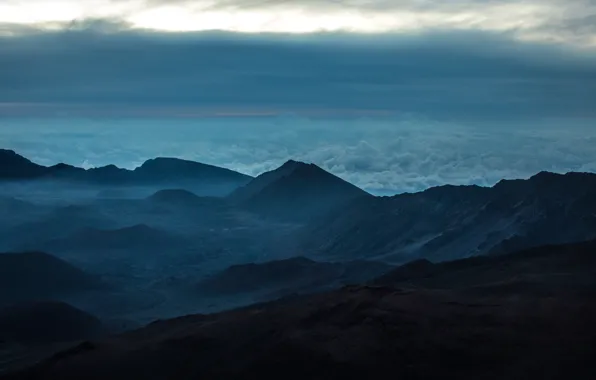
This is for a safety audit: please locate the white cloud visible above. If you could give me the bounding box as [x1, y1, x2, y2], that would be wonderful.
[0, 0, 595, 47]
[1, 115, 596, 194]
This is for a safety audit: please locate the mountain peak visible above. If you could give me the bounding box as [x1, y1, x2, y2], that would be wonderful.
[0, 148, 18, 157]
[0, 149, 47, 179]
[229, 159, 370, 221]
[280, 159, 310, 168]
[135, 157, 252, 183]
[137, 157, 203, 172]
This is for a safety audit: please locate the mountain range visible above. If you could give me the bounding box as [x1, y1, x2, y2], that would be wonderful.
[2, 149, 596, 379]
[3, 149, 596, 266]
[300, 171, 596, 263]
[0, 149, 252, 196]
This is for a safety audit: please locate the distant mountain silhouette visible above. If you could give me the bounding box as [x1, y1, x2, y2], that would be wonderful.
[301, 171, 596, 263]
[230, 160, 371, 221]
[0, 252, 102, 305]
[133, 158, 250, 183]
[0, 150, 47, 179]
[197, 257, 391, 298]
[0, 301, 103, 343]
[0, 150, 252, 192]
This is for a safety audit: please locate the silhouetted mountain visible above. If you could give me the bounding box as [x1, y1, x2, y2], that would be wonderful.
[372, 239, 596, 296]
[230, 160, 371, 221]
[301, 171, 596, 263]
[0, 252, 102, 305]
[133, 157, 250, 184]
[0, 150, 46, 179]
[197, 257, 391, 298]
[0, 151, 252, 194]
[0, 302, 103, 343]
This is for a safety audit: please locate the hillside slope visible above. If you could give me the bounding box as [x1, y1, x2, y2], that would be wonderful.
[230, 160, 371, 221]
[300, 171, 596, 263]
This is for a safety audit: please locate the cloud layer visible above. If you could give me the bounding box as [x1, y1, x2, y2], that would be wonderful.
[1, 28, 595, 119]
[2, 116, 596, 194]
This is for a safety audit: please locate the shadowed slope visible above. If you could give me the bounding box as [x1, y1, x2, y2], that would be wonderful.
[197, 257, 392, 297]
[6, 286, 596, 380]
[301, 171, 596, 262]
[0, 302, 103, 344]
[230, 160, 371, 221]
[372, 239, 596, 296]
[0, 252, 102, 305]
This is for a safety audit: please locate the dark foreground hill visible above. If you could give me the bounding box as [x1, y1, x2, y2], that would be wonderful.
[0, 252, 102, 305]
[0, 302, 103, 343]
[6, 240, 596, 380]
[196, 257, 392, 299]
[373, 239, 596, 296]
[6, 287, 596, 380]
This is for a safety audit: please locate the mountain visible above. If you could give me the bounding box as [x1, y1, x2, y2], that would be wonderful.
[0, 302, 104, 344]
[9, 245, 596, 380]
[300, 171, 596, 263]
[196, 257, 392, 299]
[0, 252, 102, 305]
[0, 150, 252, 194]
[133, 158, 250, 184]
[372, 239, 596, 296]
[230, 160, 371, 221]
[0, 150, 47, 179]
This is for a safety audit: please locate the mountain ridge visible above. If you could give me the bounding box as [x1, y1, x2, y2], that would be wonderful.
[0, 150, 253, 186]
[229, 159, 371, 221]
[300, 170, 596, 263]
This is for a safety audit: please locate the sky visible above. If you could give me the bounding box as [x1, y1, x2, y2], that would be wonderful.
[0, 1, 595, 193]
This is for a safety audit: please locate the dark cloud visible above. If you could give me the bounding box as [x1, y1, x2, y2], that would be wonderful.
[0, 26, 595, 118]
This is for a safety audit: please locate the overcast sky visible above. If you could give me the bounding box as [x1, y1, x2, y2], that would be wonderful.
[0, 1, 595, 192]
[0, 0, 595, 117]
